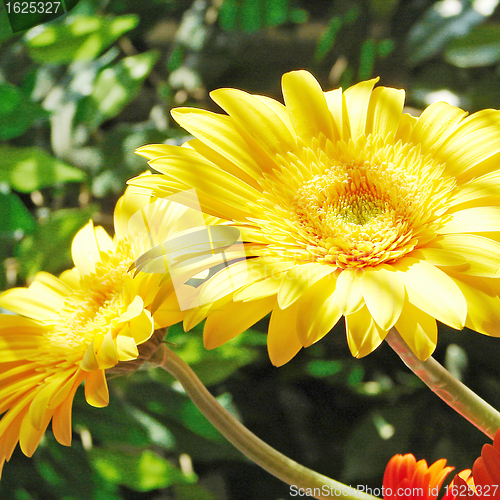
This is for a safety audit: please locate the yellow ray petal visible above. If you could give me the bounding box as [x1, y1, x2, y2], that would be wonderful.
[439, 207, 500, 234]
[116, 335, 139, 361]
[210, 88, 296, 157]
[95, 331, 119, 369]
[277, 262, 335, 309]
[392, 258, 467, 330]
[365, 86, 405, 139]
[81, 340, 99, 372]
[114, 178, 152, 241]
[410, 102, 467, 155]
[204, 296, 275, 349]
[426, 234, 500, 277]
[152, 292, 185, 328]
[448, 272, 500, 337]
[28, 372, 72, 431]
[345, 305, 387, 358]
[0, 287, 60, 321]
[360, 265, 405, 330]
[254, 95, 296, 138]
[169, 109, 264, 182]
[71, 220, 101, 276]
[324, 87, 347, 141]
[59, 268, 80, 289]
[295, 273, 340, 347]
[335, 268, 364, 315]
[343, 78, 379, 141]
[234, 275, 282, 301]
[34, 271, 72, 296]
[394, 300, 437, 361]
[84, 369, 109, 408]
[187, 138, 261, 190]
[394, 112, 417, 143]
[267, 302, 302, 366]
[281, 70, 336, 143]
[94, 226, 115, 254]
[434, 108, 500, 177]
[449, 169, 500, 208]
[409, 247, 467, 267]
[52, 371, 84, 446]
[19, 406, 53, 457]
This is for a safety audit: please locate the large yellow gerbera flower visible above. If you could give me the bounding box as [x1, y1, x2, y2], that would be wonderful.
[129, 70, 500, 366]
[0, 185, 188, 476]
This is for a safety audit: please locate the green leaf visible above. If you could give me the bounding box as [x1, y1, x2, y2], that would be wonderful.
[75, 50, 159, 132]
[264, 0, 288, 27]
[241, 0, 262, 33]
[315, 16, 343, 62]
[219, 0, 239, 31]
[0, 83, 47, 140]
[25, 14, 139, 64]
[0, 190, 35, 239]
[90, 449, 196, 492]
[406, 4, 484, 67]
[445, 24, 500, 67]
[0, 146, 85, 193]
[15, 205, 97, 279]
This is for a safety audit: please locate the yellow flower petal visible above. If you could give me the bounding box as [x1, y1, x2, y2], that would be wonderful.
[295, 274, 340, 347]
[84, 369, 109, 408]
[393, 258, 467, 330]
[71, 220, 101, 275]
[210, 87, 296, 158]
[96, 331, 119, 369]
[345, 305, 387, 358]
[360, 265, 405, 330]
[343, 78, 379, 140]
[277, 262, 335, 309]
[448, 272, 500, 337]
[52, 372, 84, 446]
[0, 287, 60, 321]
[281, 70, 336, 143]
[410, 102, 467, 156]
[335, 268, 364, 315]
[204, 296, 275, 349]
[394, 300, 437, 360]
[20, 407, 52, 457]
[365, 86, 405, 138]
[426, 234, 500, 277]
[268, 302, 302, 366]
[169, 108, 265, 183]
[439, 207, 500, 234]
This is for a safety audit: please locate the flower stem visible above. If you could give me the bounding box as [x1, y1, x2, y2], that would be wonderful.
[157, 344, 379, 500]
[385, 328, 500, 439]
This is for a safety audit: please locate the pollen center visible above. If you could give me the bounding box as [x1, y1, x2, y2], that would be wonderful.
[41, 243, 133, 362]
[255, 135, 455, 269]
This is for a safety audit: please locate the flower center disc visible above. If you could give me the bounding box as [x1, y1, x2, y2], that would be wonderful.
[256, 136, 455, 269]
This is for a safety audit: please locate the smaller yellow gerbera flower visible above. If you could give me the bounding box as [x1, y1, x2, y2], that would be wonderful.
[0, 184, 189, 476]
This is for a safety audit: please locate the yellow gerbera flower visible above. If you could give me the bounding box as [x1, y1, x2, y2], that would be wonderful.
[0, 185, 188, 476]
[129, 70, 500, 366]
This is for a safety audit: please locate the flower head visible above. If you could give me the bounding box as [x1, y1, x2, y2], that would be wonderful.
[0, 185, 187, 476]
[472, 428, 500, 498]
[129, 70, 500, 365]
[383, 453, 454, 500]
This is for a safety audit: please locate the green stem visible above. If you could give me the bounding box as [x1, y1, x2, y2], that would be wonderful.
[385, 328, 500, 439]
[157, 344, 379, 500]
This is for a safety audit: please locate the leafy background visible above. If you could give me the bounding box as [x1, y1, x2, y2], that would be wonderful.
[1, 0, 500, 498]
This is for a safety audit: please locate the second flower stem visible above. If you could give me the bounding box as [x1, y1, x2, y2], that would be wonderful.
[157, 344, 379, 500]
[386, 328, 500, 439]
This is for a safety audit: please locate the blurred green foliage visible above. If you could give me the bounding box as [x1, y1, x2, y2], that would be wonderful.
[2, 0, 500, 498]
